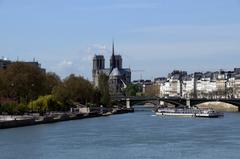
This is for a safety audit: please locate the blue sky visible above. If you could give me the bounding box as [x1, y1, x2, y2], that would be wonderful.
[1, 0, 240, 80]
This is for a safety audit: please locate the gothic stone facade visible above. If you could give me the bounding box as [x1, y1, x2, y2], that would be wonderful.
[92, 43, 131, 96]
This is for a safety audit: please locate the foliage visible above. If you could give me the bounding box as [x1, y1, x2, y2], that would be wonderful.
[45, 72, 61, 94]
[0, 62, 110, 114]
[125, 84, 141, 96]
[0, 101, 29, 115]
[17, 103, 29, 115]
[28, 96, 47, 114]
[28, 95, 67, 113]
[98, 73, 111, 107]
[0, 102, 18, 114]
[0, 62, 47, 103]
[52, 84, 71, 105]
[52, 74, 100, 106]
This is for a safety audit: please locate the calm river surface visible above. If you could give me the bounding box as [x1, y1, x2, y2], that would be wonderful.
[1, 108, 240, 159]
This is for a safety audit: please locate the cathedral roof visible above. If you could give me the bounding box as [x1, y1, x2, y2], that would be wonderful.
[110, 68, 122, 77]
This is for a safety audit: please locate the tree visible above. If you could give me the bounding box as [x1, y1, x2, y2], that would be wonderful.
[28, 95, 65, 113]
[0, 102, 18, 115]
[45, 72, 61, 94]
[124, 84, 140, 96]
[91, 88, 101, 106]
[98, 73, 111, 107]
[0, 69, 8, 97]
[52, 84, 71, 105]
[1, 62, 47, 103]
[52, 74, 97, 106]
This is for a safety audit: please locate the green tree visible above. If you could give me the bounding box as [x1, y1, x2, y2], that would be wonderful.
[28, 96, 47, 114]
[52, 84, 71, 105]
[17, 103, 29, 115]
[98, 73, 111, 107]
[28, 95, 65, 113]
[92, 88, 101, 106]
[1, 62, 47, 103]
[0, 102, 18, 115]
[0, 69, 9, 97]
[52, 74, 97, 106]
[45, 72, 61, 94]
[125, 84, 140, 96]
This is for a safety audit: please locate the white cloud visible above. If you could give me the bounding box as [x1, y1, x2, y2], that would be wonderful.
[81, 54, 93, 62]
[86, 44, 109, 55]
[60, 60, 73, 66]
[46, 44, 112, 79]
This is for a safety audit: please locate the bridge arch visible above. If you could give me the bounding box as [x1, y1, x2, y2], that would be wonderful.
[131, 100, 159, 107]
[160, 99, 186, 107]
[112, 96, 240, 111]
[190, 100, 240, 111]
[127, 98, 186, 108]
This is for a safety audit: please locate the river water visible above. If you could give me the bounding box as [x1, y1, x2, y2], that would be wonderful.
[1, 107, 240, 159]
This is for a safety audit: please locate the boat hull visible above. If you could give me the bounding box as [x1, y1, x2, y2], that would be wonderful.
[155, 108, 223, 118]
[156, 112, 196, 117]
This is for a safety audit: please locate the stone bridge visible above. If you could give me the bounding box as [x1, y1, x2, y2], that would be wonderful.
[112, 96, 240, 111]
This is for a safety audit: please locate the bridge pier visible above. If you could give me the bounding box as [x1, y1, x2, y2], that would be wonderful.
[186, 98, 191, 108]
[159, 101, 165, 106]
[126, 98, 131, 109]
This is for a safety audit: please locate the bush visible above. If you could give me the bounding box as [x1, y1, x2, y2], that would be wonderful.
[28, 95, 70, 113]
[0, 102, 18, 115]
[17, 103, 29, 115]
[28, 96, 46, 114]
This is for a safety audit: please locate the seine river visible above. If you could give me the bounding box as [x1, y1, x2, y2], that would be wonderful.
[1, 107, 240, 159]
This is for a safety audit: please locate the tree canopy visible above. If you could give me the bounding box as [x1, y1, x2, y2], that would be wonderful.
[0, 62, 113, 114]
[125, 84, 141, 96]
[52, 74, 100, 106]
[98, 73, 111, 107]
[0, 62, 47, 103]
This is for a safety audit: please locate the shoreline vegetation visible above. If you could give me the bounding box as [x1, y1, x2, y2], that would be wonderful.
[0, 62, 133, 129]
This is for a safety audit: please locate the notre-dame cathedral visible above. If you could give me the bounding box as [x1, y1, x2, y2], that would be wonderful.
[92, 42, 131, 96]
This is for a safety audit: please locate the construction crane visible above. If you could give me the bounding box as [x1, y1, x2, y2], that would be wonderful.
[131, 70, 144, 80]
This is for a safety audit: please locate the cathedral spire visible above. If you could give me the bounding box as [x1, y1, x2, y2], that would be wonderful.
[112, 40, 115, 56]
[111, 40, 116, 69]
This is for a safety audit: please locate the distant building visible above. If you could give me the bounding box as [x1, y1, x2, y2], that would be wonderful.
[92, 42, 131, 96]
[143, 82, 160, 96]
[234, 68, 240, 74]
[0, 59, 11, 69]
[182, 75, 194, 98]
[0, 58, 45, 72]
[132, 79, 145, 85]
[141, 68, 240, 99]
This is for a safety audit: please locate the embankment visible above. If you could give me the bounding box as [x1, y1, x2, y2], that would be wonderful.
[0, 108, 134, 129]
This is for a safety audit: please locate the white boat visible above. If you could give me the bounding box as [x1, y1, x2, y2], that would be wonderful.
[155, 107, 223, 118]
[195, 109, 224, 118]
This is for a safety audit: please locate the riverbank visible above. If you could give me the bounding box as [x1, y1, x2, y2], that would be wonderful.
[0, 107, 134, 129]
